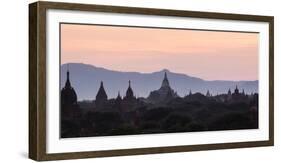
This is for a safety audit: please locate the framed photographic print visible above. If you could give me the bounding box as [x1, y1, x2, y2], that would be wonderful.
[29, 1, 274, 161]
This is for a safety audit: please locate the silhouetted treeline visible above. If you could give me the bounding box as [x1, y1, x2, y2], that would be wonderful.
[61, 94, 258, 138]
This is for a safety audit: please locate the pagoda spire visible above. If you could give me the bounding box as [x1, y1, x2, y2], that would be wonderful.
[96, 81, 108, 100]
[61, 64, 78, 106]
[161, 71, 170, 88]
[65, 64, 71, 88]
[126, 80, 134, 98]
[234, 85, 239, 94]
[164, 72, 167, 80]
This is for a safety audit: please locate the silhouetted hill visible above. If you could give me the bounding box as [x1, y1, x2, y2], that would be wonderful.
[61, 63, 258, 100]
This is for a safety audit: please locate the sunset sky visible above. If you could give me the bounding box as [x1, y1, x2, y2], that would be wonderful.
[61, 24, 259, 81]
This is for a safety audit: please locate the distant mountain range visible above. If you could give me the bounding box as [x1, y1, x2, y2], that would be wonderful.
[60, 63, 258, 100]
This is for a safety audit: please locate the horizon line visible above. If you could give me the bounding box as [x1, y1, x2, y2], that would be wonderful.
[60, 62, 259, 82]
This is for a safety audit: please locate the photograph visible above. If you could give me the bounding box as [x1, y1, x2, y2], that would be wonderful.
[60, 23, 259, 138]
[28, 1, 274, 160]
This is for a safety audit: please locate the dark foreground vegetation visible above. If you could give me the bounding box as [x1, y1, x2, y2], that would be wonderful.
[61, 93, 258, 138]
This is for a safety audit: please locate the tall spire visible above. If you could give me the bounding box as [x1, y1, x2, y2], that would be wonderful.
[234, 85, 239, 94]
[161, 71, 170, 88]
[126, 80, 134, 98]
[67, 64, 70, 79]
[61, 64, 77, 106]
[96, 81, 108, 101]
[65, 64, 71, 88]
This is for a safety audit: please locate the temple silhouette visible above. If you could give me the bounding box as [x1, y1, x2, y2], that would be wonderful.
[60, 68, 80, 121]
[60, 66, 258, 138]
[147, 72, 178, 104]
